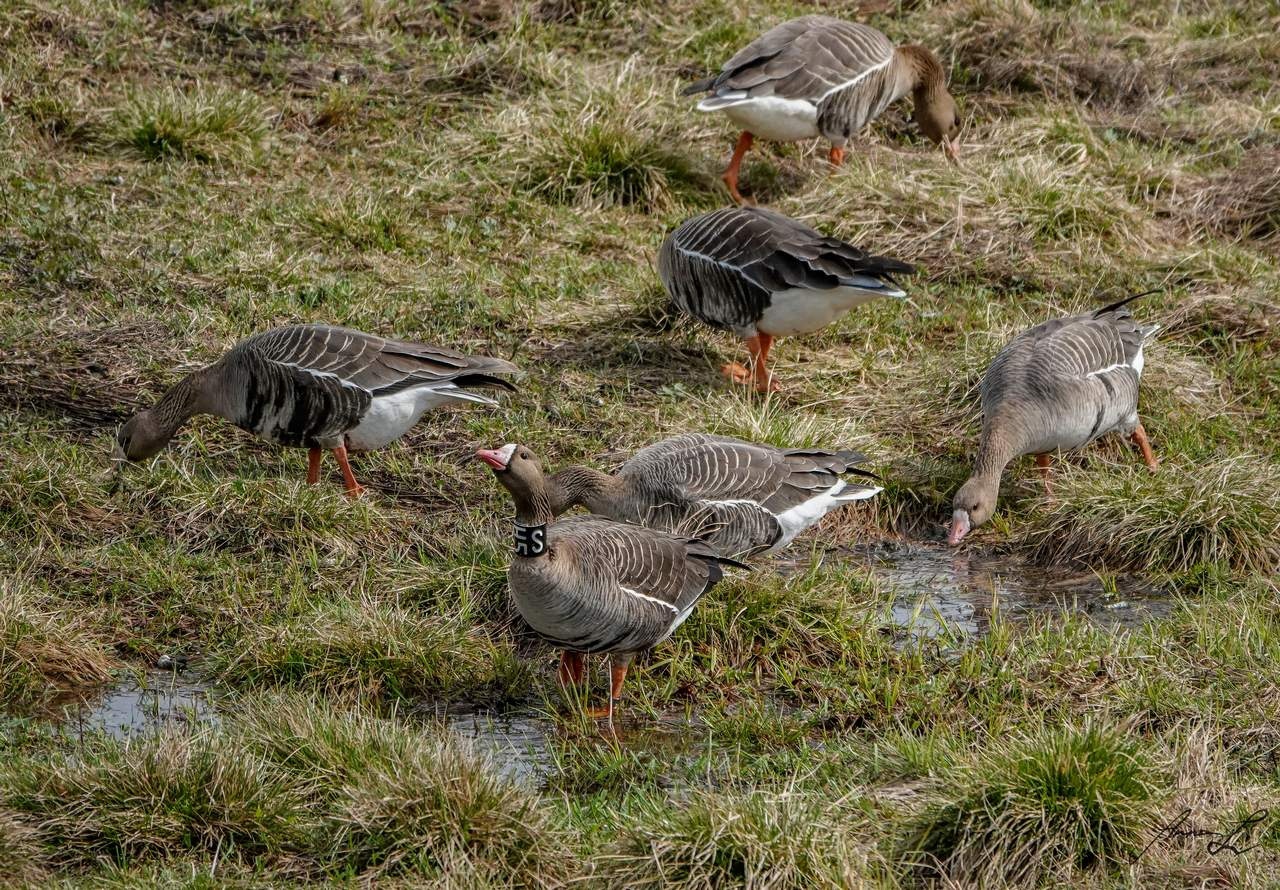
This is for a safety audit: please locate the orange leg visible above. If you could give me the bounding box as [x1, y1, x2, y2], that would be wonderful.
[828, 145, 845, 167]
[750, 333, 779, 392]
[332, 444, 365, 497]
[558, 651, 585, 686]
[585, 659, 630, 720]
[722, 131, 754, 205]
[1035, 453, 1053, 497]
[721, 334, 780, 392]
[306, 448, 322, 485]
[1130, 423, 1158, 472]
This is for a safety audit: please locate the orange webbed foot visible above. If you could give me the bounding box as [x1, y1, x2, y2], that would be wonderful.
[721, 362, 753, 386]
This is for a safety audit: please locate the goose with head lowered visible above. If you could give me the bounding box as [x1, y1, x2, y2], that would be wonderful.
[544, 433, 881, 559]
[659, 205, 913, 392]
[114, 324, 517, 495]
[477, 443, 746, 720]
[948, 292, 1162, 545]
[683, 15, 960, 203]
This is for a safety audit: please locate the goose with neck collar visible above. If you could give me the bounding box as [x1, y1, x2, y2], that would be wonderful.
[477, 443, 746, 720]
[683, 15, 961, 203]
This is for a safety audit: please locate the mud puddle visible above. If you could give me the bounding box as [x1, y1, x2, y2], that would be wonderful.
[56, 667, 217, 740]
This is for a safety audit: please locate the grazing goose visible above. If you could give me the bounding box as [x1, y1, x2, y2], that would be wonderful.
[683, 16, 960, 203]
[545, 433, 882, 558]
[659, 206, 913, 391]
[477, 443, 745, 719]
[114, 324, 517, 495]
[948, 292, 1162, 545]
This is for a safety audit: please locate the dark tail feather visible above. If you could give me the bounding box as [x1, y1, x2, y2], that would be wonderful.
[452, 373, 517, 392]
[681, 75, 716, 96]
[1094, 288, 1161, 318]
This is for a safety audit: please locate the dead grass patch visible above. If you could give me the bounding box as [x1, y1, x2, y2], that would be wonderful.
[0, 581, 115, 709]
[1182, 148, 1280, 251]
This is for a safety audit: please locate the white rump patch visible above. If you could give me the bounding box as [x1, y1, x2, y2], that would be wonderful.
[757, 284, 899, 336]
[346, 383, 495, 451]
[703, 95, 820, 142]
[769, 479, 882, 552]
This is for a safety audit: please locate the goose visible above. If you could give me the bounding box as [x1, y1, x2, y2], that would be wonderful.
[477, 443, 745, 719]
[659, 205, 914, 391]
[683, 15, 960, 203]
[544, 433, 882, 558]
[113, 324, 517, 495]
[948, 292, 1162, 545]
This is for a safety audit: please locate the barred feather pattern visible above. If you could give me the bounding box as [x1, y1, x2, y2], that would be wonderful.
[685, 17, 909, 145]
[508, 516, 739, 654]
[558, 434, 879, 558]
[977, 297, 1158, 469]
[658, 206, 914, 336]
[208, 324, 516, 449]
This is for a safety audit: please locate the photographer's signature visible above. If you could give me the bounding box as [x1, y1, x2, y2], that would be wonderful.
[1138, 808, 1269, 860]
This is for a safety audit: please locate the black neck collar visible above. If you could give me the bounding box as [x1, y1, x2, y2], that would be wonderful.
[513, 521, 548, 557]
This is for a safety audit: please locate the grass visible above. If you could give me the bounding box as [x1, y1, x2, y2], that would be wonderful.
[600, 788, 875, 889]
[2, 0, 1280, 885]
[1019, 457, 1280, 575]
[904, 721, 1159, 885]
[112, 86, 269, 164]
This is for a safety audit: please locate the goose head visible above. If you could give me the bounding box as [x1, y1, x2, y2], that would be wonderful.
[948, 475, 998, 545]
[114, 410, 173, 463]
[477, 442, 552, 523]
[914, 90, 961, 162]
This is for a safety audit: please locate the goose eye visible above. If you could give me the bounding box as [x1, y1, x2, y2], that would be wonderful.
[519, 451, 530, 460]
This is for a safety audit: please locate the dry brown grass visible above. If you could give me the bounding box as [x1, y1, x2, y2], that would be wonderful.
[1183, 148, 1280, 252]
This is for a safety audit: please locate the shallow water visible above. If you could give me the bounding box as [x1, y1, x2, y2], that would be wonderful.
[41, 541, 1172, 782]
[840, 540, 1173, 638]
[57, 668, 217, 740]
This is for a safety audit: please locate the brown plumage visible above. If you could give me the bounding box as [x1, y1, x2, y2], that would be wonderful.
[477, 443, 745, 720]
[949, 292, 1162, 545]
[659, 206, 913, 391]
[684, 16, 960, 203]
[545, 434, 881, 558]
[114, 324, 517, 495]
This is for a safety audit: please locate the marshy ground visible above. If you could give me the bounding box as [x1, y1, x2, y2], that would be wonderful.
[2, 0, 1279, 886]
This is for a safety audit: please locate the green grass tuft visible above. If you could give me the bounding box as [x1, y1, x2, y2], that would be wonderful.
[522, 113, 710, 212]
[903, 721, 1158, 885]
[1, 730, 303, 868]
[113, 86, 268, 163]
[600, 788, 873, 888]
[213, 596, 532, 702]
[1019, 457, 1280, 575]
[235, 694, 575, 882]
[0, 581, 114, 709]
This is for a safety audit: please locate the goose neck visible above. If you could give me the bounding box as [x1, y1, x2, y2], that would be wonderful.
[548, 465, 620, 515]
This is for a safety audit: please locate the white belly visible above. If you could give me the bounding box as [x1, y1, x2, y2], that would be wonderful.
[346, 384, 494, 451]
[757, 285, 897, 336]
[705, 96, 820, 142]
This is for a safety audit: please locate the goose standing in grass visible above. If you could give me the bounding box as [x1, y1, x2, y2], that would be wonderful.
[477, 443, 745, 720]
[948, 293, 1162, 545]
[659, 205, 913, 392]
[114, 324, 517, 495]
[543, 433, 881, 558]
[683, 15, 960, 203]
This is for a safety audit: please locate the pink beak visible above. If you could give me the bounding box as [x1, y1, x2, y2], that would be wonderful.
[475, 448, 508, 471]
[943, 136, 960, 163]
[947, 509, 971, 546]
